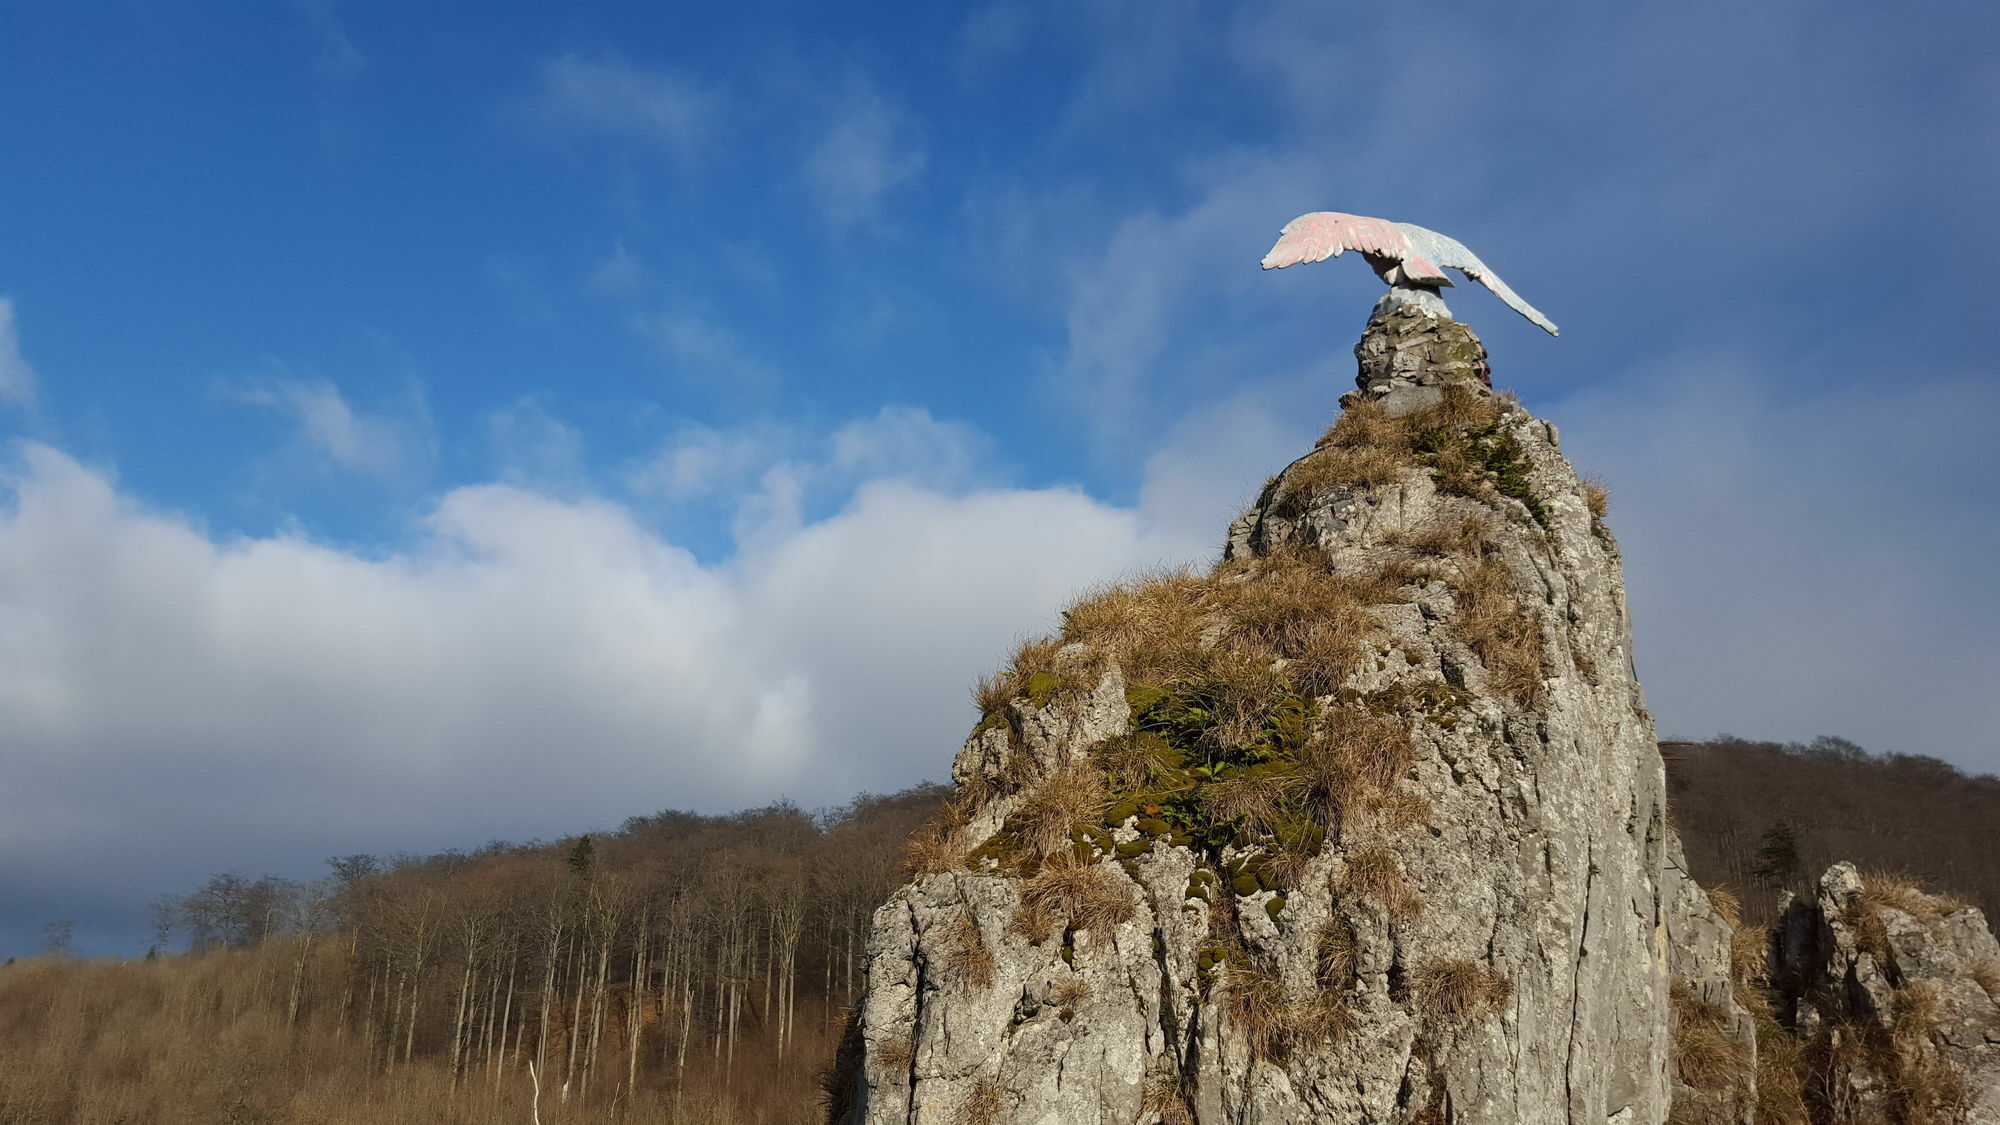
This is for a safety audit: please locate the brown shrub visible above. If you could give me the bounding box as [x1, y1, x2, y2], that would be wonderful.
[1583, 477, 1611, 520]
[1223, 964, 1289, 1062]
[1316, 919, 1358, 991]
[1670, 984, 1748, 1091]
[1850, 872, 1971, 958]
[1972, 957, 2000, 1002]
[1705, 887, 1743, 928]
[944, 910, 996, 989]
[1140, 1067, 1195, 1125]
[958, 1078, 1005, 1125]
[1340, 846, 1423, 921]
[1447, 556, 1544, 704]
[876, 1033, 916, 1072]
[1013, 856, 1134, 943]
[1013, 766, 1105, 859]
[1049, 974, 1091, 1011]
[1412, 959, 1511, 1028]
[906, 820, 968, 878]
[1382, 516, 1489, 559]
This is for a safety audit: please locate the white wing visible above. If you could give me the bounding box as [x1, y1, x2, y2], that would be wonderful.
[1260, 212, 1449, 283]
[1396, 223, 1559, 336]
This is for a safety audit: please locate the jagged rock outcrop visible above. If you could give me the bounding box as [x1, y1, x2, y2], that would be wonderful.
[1771, 862, 2000, 1123]
[832, 308, 1750, 1124]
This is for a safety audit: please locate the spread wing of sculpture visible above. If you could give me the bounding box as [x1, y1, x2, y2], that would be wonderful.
[1261, 211, 1559, 336]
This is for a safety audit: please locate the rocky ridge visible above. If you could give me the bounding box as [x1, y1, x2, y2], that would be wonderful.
[829, 308, 1997, 1123]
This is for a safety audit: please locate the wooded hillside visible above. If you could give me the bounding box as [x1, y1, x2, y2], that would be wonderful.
[1, 735, 1994, 1124]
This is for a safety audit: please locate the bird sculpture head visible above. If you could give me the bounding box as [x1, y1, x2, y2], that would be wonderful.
[1261, 211, 1558, 336]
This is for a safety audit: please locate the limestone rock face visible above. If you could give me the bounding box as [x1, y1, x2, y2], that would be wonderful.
[1772, 862, 2000, 1123]
[835, 309, 1726, 1124]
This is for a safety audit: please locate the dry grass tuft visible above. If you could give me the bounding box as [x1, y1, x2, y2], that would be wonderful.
[1583, 477, 1611, 520]
[1859, 872, 1969, 919]
[1205, 770, 1304, 836]
[1885, 981, 1975, 1124]
[1729, 925, 1771, 995]
[1972, 957, 2000, 1002]
[1013, 766, 1106, 859]
[1222, 964, 1290, 1062]
[1140, 1066, 1195, 1125]
[1301, 707, 1416, 816]
[906, 819, 969, 879]
[1382, 516, 1490, 559]
[1284, 399, 1410, 506]
[957, 1078, 1006, 1125]
[1669, 983, 1748, 1091]
[1315, 919, 1358, 991]
[875, 1033, 916, 1073]
[1339, 846, 1423, 921]
[1411, 959, 1511, 1028]
[1057, 570, 1214, 686]
[944, 910, 996, 989]
[1705, 887, 1743, 928]
[1049, 974, 1091, 1011]
[1446, 556, 1545, 704]
[1013, 856, 1134, 943]
[1850, 872, 1971, 958]
[971, 671, 1015, 720]
[1219, 960, 1357, 1064]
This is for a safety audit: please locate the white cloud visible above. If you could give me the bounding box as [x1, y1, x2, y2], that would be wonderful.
[587, 240, 646, 296]
[632, 304, 771, 391]
[802, 78, 925, 227]
[0, 298, 39, 406]
[0, 422, 1216, 950]
[533, 54, 718, 163]
[830, 405, 991, 488]
[1552, 358, 2000, 769]
[485, 397, 586, 492]
[229, 373, 434, 483]
[624, 418, 788, 503]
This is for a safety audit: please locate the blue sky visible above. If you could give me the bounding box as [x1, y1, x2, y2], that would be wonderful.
[1, 1, 1996, 956]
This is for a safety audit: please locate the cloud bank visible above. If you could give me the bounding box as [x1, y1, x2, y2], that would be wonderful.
[0, 407, 1238, 954]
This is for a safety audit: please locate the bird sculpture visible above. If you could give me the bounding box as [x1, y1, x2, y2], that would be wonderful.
[1260, 211, 1558, 336]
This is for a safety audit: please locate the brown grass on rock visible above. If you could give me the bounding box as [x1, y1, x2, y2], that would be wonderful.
[1850, 872, 1971, 958]
[1140, 1067, 1196, 1125]
[1583, 477, 1611, 520]
[1412, 958, 1512, 1028]
[1012, 855, 1134, 943]
[875, 1034, 915, 1072]
[1669, 983, 1748, 1091]
[1340, 846, 1423, 921]
[1013, 766, 1106, 859]
[1972, 957, 2000, 1002]
[944, 910, 996, 989]
[1316, 919, 1358, 991]
[1446, 555, 1545, 704]
[905, 808, 970, 878]
[957, 1078, 1006, 1125]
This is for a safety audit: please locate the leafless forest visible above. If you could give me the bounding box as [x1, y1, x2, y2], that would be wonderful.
[1, 736, 1994, 1124]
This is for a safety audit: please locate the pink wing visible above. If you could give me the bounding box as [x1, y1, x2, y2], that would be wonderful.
[1259, 211, 1449, 283]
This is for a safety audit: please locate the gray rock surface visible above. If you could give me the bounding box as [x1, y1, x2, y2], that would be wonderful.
[835, 307, 1738, 1124]
[1773, 862, 2000, 1123]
